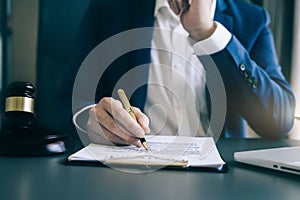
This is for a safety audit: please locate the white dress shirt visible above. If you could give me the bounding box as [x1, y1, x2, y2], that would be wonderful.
[73, 0, 232, 137]
[144, 0, 231, 136]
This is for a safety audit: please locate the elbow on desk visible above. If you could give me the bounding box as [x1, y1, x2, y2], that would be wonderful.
[254, 110, 295, 140]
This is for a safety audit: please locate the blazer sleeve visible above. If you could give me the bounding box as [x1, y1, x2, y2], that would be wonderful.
[208, 9, 295, 139]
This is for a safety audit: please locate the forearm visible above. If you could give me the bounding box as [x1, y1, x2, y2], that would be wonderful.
[209, 35, 295, 139]
[187, 3, 296, 138]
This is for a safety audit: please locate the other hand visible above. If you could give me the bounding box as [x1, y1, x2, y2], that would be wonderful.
[168, 0, 216, 41]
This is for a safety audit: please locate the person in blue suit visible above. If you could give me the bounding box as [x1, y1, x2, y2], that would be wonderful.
[72, 0, 295, 147]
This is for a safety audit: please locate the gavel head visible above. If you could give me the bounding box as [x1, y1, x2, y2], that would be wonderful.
[2, 82, 36, 133]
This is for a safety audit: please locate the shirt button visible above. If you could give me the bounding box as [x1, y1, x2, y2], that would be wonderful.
[252, 82, 258, 89]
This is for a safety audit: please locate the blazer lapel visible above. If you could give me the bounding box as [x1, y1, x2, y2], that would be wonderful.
[131, 0, 155, 64]
[124, 0, 156, 109]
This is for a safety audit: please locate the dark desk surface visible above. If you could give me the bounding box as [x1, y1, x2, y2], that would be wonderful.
[0, 138, 300, 200]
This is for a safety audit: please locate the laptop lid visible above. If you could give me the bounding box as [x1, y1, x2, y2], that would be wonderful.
[234, 146, 300, 175]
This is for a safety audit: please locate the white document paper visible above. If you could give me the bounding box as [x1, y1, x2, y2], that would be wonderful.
[68, 136, 225, 169]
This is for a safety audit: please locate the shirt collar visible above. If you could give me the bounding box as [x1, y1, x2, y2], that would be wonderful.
[154, 0, 169, 17]
[154, 0, 217, 19]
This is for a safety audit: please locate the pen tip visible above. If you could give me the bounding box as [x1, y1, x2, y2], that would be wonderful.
[142, 142, 148, 152]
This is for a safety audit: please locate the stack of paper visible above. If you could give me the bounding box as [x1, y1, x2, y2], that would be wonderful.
[68, 136, 225, 170]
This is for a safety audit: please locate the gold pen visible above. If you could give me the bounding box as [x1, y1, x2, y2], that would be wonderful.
[117, 89, 148, 151]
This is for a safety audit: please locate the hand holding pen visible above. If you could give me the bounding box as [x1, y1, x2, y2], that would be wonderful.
[87, 91, 150, 148]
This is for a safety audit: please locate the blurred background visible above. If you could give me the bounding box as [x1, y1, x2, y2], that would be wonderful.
[0, 0, 299, 139]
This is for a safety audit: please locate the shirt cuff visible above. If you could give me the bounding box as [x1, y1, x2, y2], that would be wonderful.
[189, 21, 232, 56]
[73, 104, 96, 134]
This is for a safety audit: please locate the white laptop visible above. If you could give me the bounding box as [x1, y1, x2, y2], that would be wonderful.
[234, 146, 300, 175]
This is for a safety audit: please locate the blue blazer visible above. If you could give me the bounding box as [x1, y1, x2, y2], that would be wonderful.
[70, 0, 295, 139]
